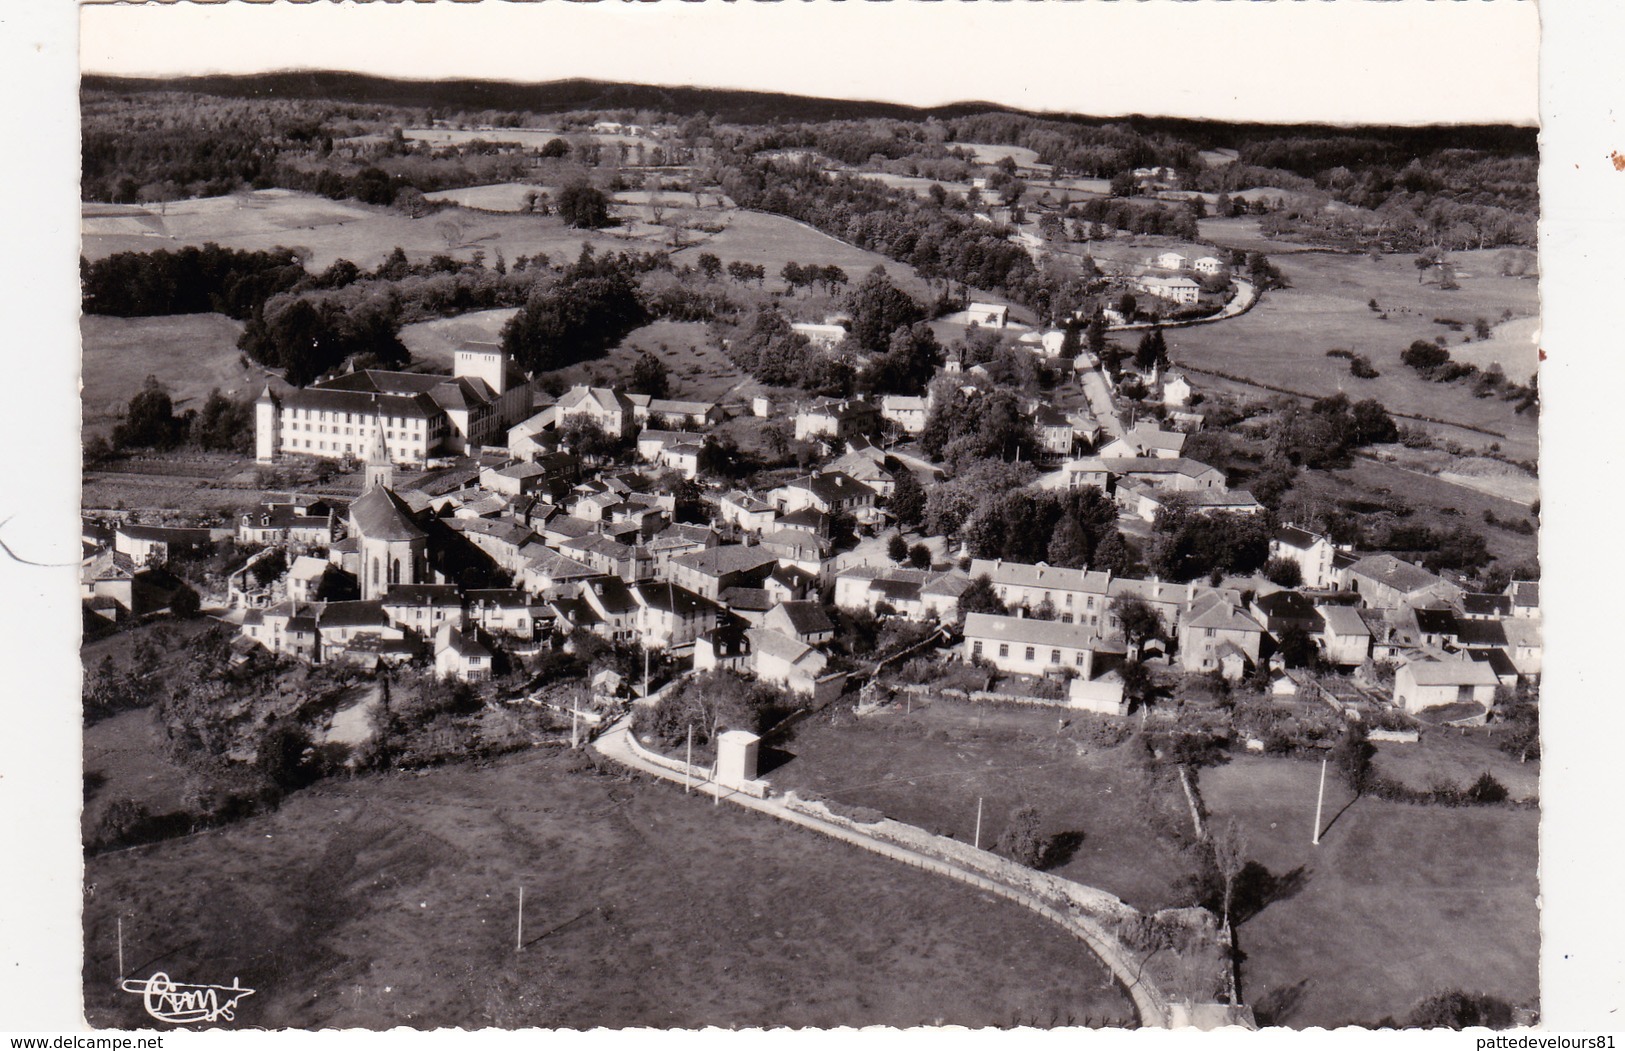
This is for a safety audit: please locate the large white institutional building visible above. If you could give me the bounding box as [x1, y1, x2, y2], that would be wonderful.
[256, 341, 533, 464]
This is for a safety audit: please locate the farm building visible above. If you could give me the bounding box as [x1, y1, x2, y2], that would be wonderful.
[962, 612, 1103, 677]
[1392, 659, 1500, 714]
[967, 302, 1010, 328]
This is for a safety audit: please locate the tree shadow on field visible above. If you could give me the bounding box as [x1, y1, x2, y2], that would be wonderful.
[1251, 978, 1312, 1027]
[1232, 862, 1310, 926]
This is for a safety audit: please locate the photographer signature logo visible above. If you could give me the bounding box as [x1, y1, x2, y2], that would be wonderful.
[119, 972, 256, 1025]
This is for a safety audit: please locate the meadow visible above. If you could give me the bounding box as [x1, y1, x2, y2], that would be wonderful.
[80, 313, 254, 435]
[765, 700, 1192, 913]
[1161, 247, 1541, 461]
[422, 183, 549, 213]
[83, 746, 1135, 1029]
[1199, 755, 1538, 1028]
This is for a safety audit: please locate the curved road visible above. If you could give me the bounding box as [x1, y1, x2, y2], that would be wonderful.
[592, 716, 1171, 1027]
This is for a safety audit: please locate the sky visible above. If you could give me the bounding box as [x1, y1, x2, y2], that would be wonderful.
[78, 1, 1541, 127]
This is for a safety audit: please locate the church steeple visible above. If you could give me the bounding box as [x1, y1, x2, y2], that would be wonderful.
[364, 407, 394, 492]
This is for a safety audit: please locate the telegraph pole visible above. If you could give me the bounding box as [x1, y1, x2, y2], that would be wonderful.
[1312, 759, 1327, 846]
[974, 796, 984, 850]
[685, 725, 693, 794]
[516, 885, 524, 952]
[116, 915, 124, 980]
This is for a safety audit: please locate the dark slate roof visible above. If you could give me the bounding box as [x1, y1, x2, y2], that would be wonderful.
[718, 587, 777, 612]
[350, 486, 428, 542]
[774, 600, 834, 636]
[466, 588, 530, 609]
[118, 525, 213, 544]
[1454, 619, 1508, 647]
[382, 584, 463, 607]
[1348, 554, 1442, 594]
[1462, 592, 1513, 617]
[1467, 648, 1519, 677]
[583, 575, 638, 615]
[318, 600, 389, 628]
[1413, 608, 1459, 635]
[635, 581, 720, 616]
[1273, 524, 1323, 549]
[1253, 590, 1320, 619]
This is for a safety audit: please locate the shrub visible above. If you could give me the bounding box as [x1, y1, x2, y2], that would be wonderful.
[1407, 990, 1514, 1030]
[1402, 340, 1450, 370]
[1465, 772, 1510, 805]
[1349, 355, 1380, 379]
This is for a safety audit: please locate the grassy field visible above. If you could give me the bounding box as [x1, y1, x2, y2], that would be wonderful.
[959, 143, 1043, 169]
[1369, 725, 1539, 803]
[83, 748, 1135, 1029]
[1197, 217, 1336, 255]
[535, 321, 748, 404]
[81, 314, 256, 437]
[765, 700, 1192, 913]
[398, 308, 520, 370]
[1199, 755, 1538, 1027]
[81, 190, 641, 273]
[1283, 455, 1540, 566]
[82, 190, 936, 302]
[423, 183, 548, 213]
[1163, 248, 1540, 461]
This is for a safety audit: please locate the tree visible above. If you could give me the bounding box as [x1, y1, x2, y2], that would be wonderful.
[887, 534, 909, 563]
[888, 466, 926, 529]
[1350, 399, 1399, 445]
[908, 543, 932, 569]
[1111, 596, 1162, 655]
[1277, 624, 1316, 669]
[112, 376, 187, 451]
[1134, 325, 1169, 373]
[1210, 819, 1249, 933]
[540, 137, 571, 159]
[847, 266, 925, 353]
[1262, 557, 1303, 588]
[995, 804, 1047, 867]
[1402, 340, 1450, 370]
[697, 253, 723, 280]
[958, 575, 1007, 617]
[629, 351, 670, 399]
[557, 179, 612, 229]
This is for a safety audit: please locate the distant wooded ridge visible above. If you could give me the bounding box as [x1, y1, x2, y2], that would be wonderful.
[81, 72, 1538, 154]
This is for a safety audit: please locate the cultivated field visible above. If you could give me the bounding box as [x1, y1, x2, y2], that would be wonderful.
[1199, 755, 1538, 1028]
[1196, 217, 1326, 255]
[83, 748, 1135, 1029]
[80, 191, 639, 273]
[1162, 248, 1541, 462]
[81, 313, 255, 436]
[766, 700, 1192, 913]
[82, 454, 267, 515]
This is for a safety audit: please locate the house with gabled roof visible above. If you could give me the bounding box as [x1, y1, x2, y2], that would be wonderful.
[1341, 554, 1463, 611]
[719, 490, 778, 535]
[578, 576, 640, 644]
[746, 627, 844, 700]
[1099, 423, 1188, 461]
[1270, 524, 1338, 589]
[1393, 658, 1499, 714]
[381, 583, 464, 636]
[434, 624, 493, 683]
[770, 472, 879, 521]
[466, 588, 544, 640]
[555, 385, 637, 438]
[1177, 593, 1265, 677]
[763, 600, 835, 645]
[517, 545, 597, 598]
[1315, 603, 1372, 667]
[962, 612, 1103, 677]
[632, 580, 722, 650]
[969, 558, 1111, 629]
[1507, 580, 1540, 618]
[666, 545, 780, 601]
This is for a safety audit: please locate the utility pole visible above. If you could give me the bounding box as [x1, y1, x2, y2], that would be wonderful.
[685, 725, 693, 794]
[116, 915, 124, 980]
[974, 796, 984, 850]
[516, 885, 524, 952]
[1312, 758, 1327, 846]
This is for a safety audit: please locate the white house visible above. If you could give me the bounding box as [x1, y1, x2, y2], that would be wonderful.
[1392, 659, 1500, 714]
[1193, 256, 1226, 275]
[1270, 525, 1339, 590]
[434, 624, 492, 682]
[791, 323, 849, 350]
[962, 612, 1101, 677]
[1151, 251, 1189, 271]
[1133, 275, 1201, 306]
